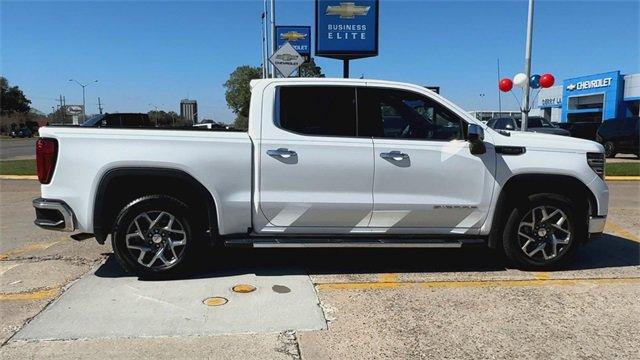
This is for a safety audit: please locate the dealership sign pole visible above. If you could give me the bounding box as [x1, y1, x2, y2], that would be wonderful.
[521, 0, 535, 131]
[315, 0, 379, 78]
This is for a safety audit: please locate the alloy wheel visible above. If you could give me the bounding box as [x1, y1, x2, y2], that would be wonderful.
[124, 210, 187, 269]
[517, 205, 571, 262]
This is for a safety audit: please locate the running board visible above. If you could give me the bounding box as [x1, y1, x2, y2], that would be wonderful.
[224, 238, 485, 248]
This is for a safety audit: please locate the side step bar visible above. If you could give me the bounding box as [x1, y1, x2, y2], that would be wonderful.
[224, 238, 486, 248]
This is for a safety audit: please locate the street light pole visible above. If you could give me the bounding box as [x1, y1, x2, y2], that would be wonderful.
[69, 79, 98, 121]
[521, 0, 535, 131]
[270, 0, 276, 78]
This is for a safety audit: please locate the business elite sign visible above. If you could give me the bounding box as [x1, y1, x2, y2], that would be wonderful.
[315, 0, 379, 59]
[275, 26, 311, 57]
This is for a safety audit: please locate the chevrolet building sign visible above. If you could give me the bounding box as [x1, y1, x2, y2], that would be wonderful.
[275, 26, 311, 57]
[269, 42, 305, 78]
[315, 0, 379, 59]
[566, 77, 613, 91]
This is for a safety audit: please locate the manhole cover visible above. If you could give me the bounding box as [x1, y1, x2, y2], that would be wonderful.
[232, 284, 257, 293]
[203, 297, 228, 306]
[272, 285, 291, 294]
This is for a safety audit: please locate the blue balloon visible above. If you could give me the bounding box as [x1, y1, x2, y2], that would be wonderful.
[530, 74, 541, 89]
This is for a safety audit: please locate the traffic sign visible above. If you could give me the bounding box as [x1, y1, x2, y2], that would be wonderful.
[269, 42, 305, 78]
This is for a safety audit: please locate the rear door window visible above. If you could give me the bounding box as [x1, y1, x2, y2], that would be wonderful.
[277, 86, 357, 137]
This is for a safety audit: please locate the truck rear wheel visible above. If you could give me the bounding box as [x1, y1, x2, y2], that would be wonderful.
[111, 195, 198, 277]
[502, 194, 585, 270]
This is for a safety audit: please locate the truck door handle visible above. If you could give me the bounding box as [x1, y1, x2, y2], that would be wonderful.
[267, 148, 297, 158]
[380, 151, 409, 161]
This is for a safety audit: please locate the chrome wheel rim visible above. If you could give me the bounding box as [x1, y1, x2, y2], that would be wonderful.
[125, 211, 187, 269]
[517, 205, 571, 262]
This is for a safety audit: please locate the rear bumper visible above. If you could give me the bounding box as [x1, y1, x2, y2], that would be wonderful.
[588, 215, 606, 238]
[33, 198, 75, 232]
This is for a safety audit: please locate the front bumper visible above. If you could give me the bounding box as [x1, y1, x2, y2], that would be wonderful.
[33, 198, 75, 232]
[588, 215, 606, 238]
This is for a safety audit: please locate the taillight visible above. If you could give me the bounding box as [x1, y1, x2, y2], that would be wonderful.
[36, 138, 58, 184]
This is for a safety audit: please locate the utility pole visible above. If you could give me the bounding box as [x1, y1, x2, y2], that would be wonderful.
[521, 0, 535, 131]
[497, 58, 502, 114]
[270, 0, 276, 78]
[59, 95, 65, 124]
[261, 3, 268, 78]
[98, 97, 103, 114]
[69, 79, 98, 121]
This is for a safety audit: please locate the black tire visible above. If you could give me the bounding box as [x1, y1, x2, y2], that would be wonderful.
[502, 194, 585, 270]
[603, 141, 616, 158]
[111, 195, 201, 278]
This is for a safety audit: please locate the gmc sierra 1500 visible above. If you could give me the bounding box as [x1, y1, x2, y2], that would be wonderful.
[33, 78, 608, 276]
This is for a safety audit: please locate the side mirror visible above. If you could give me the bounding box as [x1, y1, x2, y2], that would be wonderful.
[505, 124, 514, 130]
[468, 124, 486, 155]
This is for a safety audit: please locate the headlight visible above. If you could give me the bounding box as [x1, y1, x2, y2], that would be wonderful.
[587, 152, 605, 179]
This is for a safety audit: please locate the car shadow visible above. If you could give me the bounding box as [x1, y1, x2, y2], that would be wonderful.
[94, 233, 639, 281]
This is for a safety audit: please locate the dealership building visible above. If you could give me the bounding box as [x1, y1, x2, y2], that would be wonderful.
[534, 70, 640, 123]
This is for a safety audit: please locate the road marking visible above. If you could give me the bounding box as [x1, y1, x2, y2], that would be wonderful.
[533, 272, 551, 280]
[605, 176, 640, 181]
[316, 277, 640, 291]
[0, 286, 61, 301]
[0, 240, 63, 260]
[378, 273, 400, 283]
[605, 220, 640, 242]
[0, 263, 21, 276]
[0, 175, 38, 180]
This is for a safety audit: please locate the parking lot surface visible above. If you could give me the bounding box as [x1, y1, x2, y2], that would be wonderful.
[0, 179, 638, 359]
[0, 139, 36, 161]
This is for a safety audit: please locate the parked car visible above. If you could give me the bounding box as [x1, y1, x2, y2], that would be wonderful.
[82, 113, 153, 128]
[596, 117, 640, 158]
[487, 116, 570, 136]
[10, 127, 33, 138]
[33, 78, 608, 276]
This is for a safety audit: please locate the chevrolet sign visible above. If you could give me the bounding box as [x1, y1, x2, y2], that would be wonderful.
[566, 77, 612, 91]
[275, 26, 311, 56]
[316, 0, 379, 58]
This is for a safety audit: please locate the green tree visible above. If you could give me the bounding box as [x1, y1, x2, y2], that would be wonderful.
[0, 77, 31, 115]
[298, 58, 325, 78]
[223, 66, 263, 130]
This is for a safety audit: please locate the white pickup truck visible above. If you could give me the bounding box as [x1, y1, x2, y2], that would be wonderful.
[33, 78, 609, 276]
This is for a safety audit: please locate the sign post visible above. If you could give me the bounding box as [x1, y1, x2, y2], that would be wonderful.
[315, 0, 379, 78]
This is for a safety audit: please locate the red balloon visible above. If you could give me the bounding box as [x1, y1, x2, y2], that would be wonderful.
[540, 73, 555, 88]
[499, 78, 513, 92]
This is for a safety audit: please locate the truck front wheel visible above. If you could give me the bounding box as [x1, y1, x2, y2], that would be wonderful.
[111, 195, 198, 277]
[502, 194, 585, 269]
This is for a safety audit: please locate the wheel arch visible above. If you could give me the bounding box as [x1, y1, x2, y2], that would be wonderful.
[487, 173, 597, 249]
[93, 167, 218, 244]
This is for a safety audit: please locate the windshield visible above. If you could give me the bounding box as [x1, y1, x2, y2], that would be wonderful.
[515, 117, 555, 128]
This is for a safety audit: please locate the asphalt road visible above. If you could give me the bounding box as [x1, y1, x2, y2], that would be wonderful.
[0, 139, 36, 161]
[0, 179, 638, 359]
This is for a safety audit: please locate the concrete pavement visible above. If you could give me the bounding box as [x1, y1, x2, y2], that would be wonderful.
[0, 179, 638, 359]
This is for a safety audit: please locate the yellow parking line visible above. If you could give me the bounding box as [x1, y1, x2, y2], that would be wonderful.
[316, 277, 640, 291]
[605, 221, 640, 242]
[378, 273, 400, 283]
[0, 286, 61, 301]
[0, 240, 63, 260]
[0, 175, 38, 180]
[533, 272, 551, 280]
[605, 176, 640, 181]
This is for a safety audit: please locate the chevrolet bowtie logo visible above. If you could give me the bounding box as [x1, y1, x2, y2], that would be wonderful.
[280, 31, 307, 42]
[326, 2, 370, 19]
[566, 84, 576, 91]
[275, 54, 299, 61]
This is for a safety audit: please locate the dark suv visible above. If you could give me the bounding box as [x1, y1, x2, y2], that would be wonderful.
[82, 113, 153, 128]
[596, 117, 640, 158]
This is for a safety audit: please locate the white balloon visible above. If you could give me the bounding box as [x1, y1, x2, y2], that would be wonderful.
[513, 73, 528, 87]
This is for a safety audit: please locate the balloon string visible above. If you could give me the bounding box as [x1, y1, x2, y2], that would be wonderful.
[530, 88, 541, 108]
[510, 90, 522, 111]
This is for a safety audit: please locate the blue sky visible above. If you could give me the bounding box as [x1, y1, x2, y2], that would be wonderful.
[1, 0, 638, 123]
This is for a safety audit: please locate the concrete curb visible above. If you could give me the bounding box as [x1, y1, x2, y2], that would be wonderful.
[0, 175, 38, 180]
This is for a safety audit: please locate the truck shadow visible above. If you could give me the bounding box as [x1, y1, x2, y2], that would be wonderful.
[94, 232, 639, 280]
